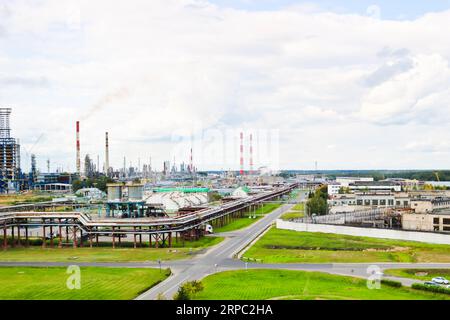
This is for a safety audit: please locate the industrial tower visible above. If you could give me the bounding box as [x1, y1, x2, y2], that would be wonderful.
[0, 108, 21, 192]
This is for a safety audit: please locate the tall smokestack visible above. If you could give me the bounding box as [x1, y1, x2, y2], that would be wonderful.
[76, 121, 81, 175]
[189, 148, 193, 173]
[240, 132, 244, 175]
[105, 132, 109, 177]
[249, 133, 253, 175]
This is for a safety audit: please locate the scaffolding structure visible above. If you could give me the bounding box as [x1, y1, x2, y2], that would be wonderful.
[0, 108, 21, 192]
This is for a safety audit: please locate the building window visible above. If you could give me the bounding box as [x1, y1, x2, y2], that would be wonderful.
[434, 218, 440, 224]
[396, 201, 400, 206]
[443, 218, 450, 225]
[388, 200, 394, 206]
[380, 199, 386, 205]
[357, 200, 363, 205]
[372, 200, 379, 206]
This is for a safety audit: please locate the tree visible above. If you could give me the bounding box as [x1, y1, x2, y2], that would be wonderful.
[307, 194, 327, 216]
[173, 286, 191, 300]
[173, 280, 204, 300]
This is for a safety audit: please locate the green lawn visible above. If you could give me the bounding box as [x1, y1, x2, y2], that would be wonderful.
[243, 228, 450, 263]
[291, 203, 305, 211]
[280, 211, 305, 220]
[0, 237, 223, 263]
[0, 266, 169, 300]
[192, 269, 450, 300]
[384, 269, 450, 281]
[214, 203, 282, 233]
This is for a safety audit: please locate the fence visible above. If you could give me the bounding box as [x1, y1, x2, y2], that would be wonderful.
[293, 208, 388, 225]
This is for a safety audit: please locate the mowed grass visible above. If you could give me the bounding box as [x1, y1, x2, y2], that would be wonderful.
[0, 267, 169, 300]
[192, 269, 450, 300]
[291, 203, 305, 211]
[214, 203, 282, 233]
[384, 269, 450, 281]
[280, 211, 304, 220]
[0, 237, 223, 263]
[243, 228, 450, 263]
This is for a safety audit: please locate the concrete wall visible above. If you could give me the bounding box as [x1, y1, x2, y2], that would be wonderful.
[402, 213, 435, 232]
[276, 219, 450, 245]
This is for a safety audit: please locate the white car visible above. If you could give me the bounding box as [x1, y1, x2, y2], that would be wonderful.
[431, 277, 449, 285]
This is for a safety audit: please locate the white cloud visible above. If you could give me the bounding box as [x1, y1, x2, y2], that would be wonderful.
[1, 1, 450, 170]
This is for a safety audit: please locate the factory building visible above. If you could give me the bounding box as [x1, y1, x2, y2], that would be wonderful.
[328, 179, 401, 195]
[410, 197, 450, 214]
[0, 108, 21, 192]
[402, 212, 450, 233]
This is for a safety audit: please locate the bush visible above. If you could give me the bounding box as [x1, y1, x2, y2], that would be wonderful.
[412, 283, 450, 295]
[173, 280, 204, 300]
[381, 279, 402, 288]
[173, 286, 191, 300]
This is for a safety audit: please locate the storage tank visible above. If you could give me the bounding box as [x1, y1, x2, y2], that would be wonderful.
[128, 184, 144, 201]
[107, 184, 123, 202]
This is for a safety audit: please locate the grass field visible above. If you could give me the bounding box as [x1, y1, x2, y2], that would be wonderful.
[214, 203, 282, 233]
[192, 269, 450, 300]
[243, 228, 450, 263]
[0, 237, 223, 262]
[291, 203, 305, 211]
[384, 269, 450, 281]
[0, 267, 169, 300]
[280, 211, 304, 220]
[0, 192, 55, 206]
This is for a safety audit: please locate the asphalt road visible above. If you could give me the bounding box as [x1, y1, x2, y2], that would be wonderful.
[135, 192, 303, 300]
[1, 190, 449, 299]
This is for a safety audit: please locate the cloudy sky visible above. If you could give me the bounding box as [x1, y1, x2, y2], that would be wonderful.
[1, 0, 450, 172]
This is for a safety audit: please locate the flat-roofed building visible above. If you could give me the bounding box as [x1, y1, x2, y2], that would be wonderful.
[402, 212, 450, 233]
[410, 197, 450, 214]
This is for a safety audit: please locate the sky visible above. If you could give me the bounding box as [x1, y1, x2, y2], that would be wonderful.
[1, 0, 450, 172]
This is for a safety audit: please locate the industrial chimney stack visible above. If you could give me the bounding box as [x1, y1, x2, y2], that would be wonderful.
[240, 132, 244, 175]
[105, 132, 110, 177]
[76, 121, 81, 175]
[249, 133, 253, 175]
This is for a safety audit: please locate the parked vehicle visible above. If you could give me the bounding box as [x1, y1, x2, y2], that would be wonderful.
[431, 277, 449, 285]
[204, 224, 214, 234]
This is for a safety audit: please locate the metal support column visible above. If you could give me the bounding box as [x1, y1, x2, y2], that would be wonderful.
[25, 226, 29, 247]
[42, 225, 46, 248]
[3, 222, 7, 249]
[58, 220, 62, 248]
[112, 227, 115, 249]
[17, 225, 21, 247]
[49, 225, 54, 248]
[73, 226, 77, 248]
[11, 225, 15, 248]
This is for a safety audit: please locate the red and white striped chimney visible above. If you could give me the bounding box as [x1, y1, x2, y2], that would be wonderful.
[76, 121, 81, 175]
[240, 132, 244, 175]
[249, 133, 253, 175]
